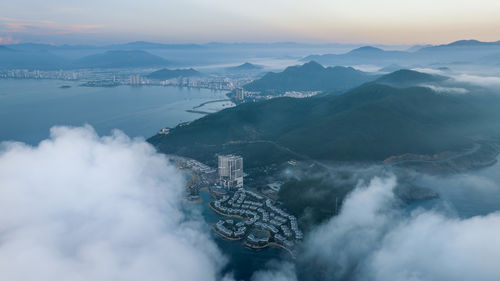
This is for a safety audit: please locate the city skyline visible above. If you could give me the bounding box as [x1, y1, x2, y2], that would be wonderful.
[1, 0, 500, 45]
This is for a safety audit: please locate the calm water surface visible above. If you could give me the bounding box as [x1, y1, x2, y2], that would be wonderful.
[0, 79, 231, 144]
[196, 190, 289, 281]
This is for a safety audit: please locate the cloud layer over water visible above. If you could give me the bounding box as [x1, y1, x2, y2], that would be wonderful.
[0, 125, 225, 281]
[255, 176, 500, 281]
[3, 125, 500, 281]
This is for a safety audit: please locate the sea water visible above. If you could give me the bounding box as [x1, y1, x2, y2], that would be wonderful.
[0, 79, 230, 144]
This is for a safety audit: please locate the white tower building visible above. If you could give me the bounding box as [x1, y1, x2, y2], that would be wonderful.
[218, 155, 243, 189]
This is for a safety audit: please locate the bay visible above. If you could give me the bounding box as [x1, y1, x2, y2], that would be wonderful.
[0, 79, 232, 144]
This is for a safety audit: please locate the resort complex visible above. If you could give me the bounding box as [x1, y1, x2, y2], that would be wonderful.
[211, 187, 303, 252]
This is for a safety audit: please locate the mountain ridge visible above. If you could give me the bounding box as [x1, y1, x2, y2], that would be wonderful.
[149, 70, 500, 168]
[73, 50, 169, 69]
[242, 61, 377, 94]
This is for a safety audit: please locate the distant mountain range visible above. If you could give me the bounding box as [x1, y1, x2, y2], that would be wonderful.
[73, 50, 169, 69]
[439, 39, 500, 47]
[1, 39, 499, 69]
[106, 41, 204, 50]
[242, 61, 377, 94]
[147, 68, 202, 80]
[0, 47, 169, 70]
[303, 46, 411, 66]
[303, 39, 500, 67]
[148, 69, 500, 169]
[0, 45, 68, 69]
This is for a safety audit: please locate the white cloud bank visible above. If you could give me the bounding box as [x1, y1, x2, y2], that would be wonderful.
[255, 176, 500, 281]
[453, 74, 500, 88]
[0, 125, 225, 281]
[413, 67, 500, 90]
[420, 84, 469, 94]
[4, 125, 500, 281]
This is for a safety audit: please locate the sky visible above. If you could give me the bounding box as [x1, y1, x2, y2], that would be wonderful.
[1, 0, 500, 45]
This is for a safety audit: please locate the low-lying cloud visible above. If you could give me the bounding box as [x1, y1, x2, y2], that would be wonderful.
[452, 74, 500, 88]
[420, 84, 469, 94]
[0, 125, 225, 281]
[412, 68, 500, 89]
[367, 210, 500, 281]
[251, 261, 297, 281]
[301, 176, 398, 281]
[413, 67, 500, 90]
[4, 125, 500, 281]
[255, 175, 500, 281]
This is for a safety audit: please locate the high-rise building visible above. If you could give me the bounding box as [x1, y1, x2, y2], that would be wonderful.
[235, 88, 245, 101]
[129, 75, 141, 85]
[218, 155, 243, 189]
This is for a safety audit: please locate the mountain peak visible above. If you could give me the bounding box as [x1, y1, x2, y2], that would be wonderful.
[234, 62, 262, 70]
[300, 61, 325, 70]
[444, 39, 500, 47]
[349, 46, 384, 54]
[377, 69, 447, 85]
[242, 61, 374, 93]
[447, 40, 482, 46]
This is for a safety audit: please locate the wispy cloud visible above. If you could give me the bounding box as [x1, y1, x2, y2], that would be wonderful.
[453, 74, 500, 88]
[0, 36, 19, 44]
[0, 17, 102, 37]
[420, 84, 469, 94]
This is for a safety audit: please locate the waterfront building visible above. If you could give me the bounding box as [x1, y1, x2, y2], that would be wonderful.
[235, 88, 245, 101]
[218, 155, 243, 189]
[129, 74, 141, 85]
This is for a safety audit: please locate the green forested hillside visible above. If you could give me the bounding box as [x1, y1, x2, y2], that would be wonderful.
[242, 61, 376, 94]
[149, 70, 499, 168]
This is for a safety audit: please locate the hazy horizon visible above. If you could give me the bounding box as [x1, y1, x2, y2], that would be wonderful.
[2, 0, 500, 45]
[0, 38, 498, 49]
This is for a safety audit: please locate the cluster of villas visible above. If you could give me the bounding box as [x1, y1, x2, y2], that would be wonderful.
[211, 188, 303, 250]
[247, 233, 269, 245]
[215, 219, 246, 239]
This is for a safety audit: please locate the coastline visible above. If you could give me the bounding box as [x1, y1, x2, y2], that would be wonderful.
[242, 241, 295, 258]
[192, 99, 231, 109]
[208, 201, 247, 221]
[243, 240, 269, 250]
[186, 109, 211, 115]
[212, 225, 244, 241]
[185, 98, 233, 115]
[268, 242, 295, 258]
